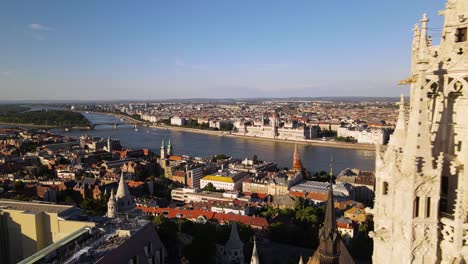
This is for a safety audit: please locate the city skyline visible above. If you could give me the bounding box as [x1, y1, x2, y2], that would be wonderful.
[1, 0, 444, 100]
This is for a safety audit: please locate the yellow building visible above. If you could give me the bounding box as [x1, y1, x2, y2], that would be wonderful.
[0, 199, 95, 264]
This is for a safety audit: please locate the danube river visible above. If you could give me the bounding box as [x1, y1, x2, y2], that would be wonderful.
[49, 112, 375, 173]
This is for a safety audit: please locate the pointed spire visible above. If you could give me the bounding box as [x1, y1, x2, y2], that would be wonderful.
[250, 236, 260, 264]
[108, 189, 116, 203]
[403, 67, 434, 173]
[298, 254, 304, 264]
[160, 139, 166, 159]
[419, 13, 430, 59]
[116, 171, 131, 199]
[389, 95, 407, 148]
[225, 222, 243, 249]
[167, 139, 173, 156]
[324, 175, 337, 233]
[317, 171, 340, 262]
[293, 144, 303, 171]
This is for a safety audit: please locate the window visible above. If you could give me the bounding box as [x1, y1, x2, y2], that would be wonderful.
[382, 182, 389, 195]
[414, 197, 420, 218]
[456, 27, 467, 42]
[441, 176, 448, 196]
[426, 197, 431, 218]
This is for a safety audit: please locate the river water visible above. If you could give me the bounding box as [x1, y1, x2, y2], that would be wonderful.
[46, 112, 375, 173]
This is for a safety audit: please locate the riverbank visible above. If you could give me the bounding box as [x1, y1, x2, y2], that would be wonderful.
[0, 122, 57, 128]
[149, 124, 376, 151]
[91, 111, 375, 151]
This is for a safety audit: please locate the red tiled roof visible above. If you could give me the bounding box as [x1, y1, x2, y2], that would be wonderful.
[137, 206, 269, 229]
[127, 181, 145, 188]
[289, 191, 305, 198]
[305, 192, 328, 201]
[168, 155, 183, 161]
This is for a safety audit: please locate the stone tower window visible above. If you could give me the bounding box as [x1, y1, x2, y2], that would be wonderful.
[426, 197, 431, 218]
[414, 197, 420, 218]
[382, 182, 389, 195]
[455, 27, 467, 42]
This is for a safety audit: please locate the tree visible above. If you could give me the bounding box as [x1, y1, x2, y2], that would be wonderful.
[203, 183, 218, 192]
[13, 180, 25, 190]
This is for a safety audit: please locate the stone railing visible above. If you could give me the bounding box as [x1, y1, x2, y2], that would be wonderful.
[440, 217, 468, 248]
[441, 217, 455, 243]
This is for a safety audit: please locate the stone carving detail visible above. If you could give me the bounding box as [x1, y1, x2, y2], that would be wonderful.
[369, 228, 390, 241]
[412, 224, 434, 259]
[414, 176, 437, 197]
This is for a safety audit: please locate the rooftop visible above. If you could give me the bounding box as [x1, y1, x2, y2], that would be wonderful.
[0, 199, 74, 215]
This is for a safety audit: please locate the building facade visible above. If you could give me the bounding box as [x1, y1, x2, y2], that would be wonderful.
[372, 1, 468, 263]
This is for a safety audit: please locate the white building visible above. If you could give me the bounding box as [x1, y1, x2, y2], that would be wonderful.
[200, 170, 250, 191]
[170, 116, 187, 126]
[372, 1, 468, 263]
[337, 126, 390, 144]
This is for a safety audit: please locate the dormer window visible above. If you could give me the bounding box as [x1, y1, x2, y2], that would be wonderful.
[455, 27, 467, 42]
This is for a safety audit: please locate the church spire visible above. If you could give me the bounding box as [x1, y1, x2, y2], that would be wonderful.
[298, 254, 304, 264]
[388, 95, 407, 148]
[222, 222, 244, 264]
[160, 139, 166, 159]
[116, 171, 131, 199]
[226, 222, 243, 249]
[250, 236, 260, 264]
[318, 175, 340, 263]
[293, 144, 303, 171]
[167, 139, 173, 156]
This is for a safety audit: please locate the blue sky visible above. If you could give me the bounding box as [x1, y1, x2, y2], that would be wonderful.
[0, 0, 445, 100]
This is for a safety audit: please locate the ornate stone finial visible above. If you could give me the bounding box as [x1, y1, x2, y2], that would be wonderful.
[399, 94, 405, 109]
[413, 23, 420, 35]
[421, 13, 429, 24]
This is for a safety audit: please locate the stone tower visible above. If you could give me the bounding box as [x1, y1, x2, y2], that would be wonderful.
[372, 1, 468, 263]
[107, 190, 117, 218]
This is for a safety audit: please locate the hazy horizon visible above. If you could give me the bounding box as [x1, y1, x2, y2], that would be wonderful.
[1, 0, 445, 100]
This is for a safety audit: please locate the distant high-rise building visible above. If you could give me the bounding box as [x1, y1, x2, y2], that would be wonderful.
[372, 0, 468, 263]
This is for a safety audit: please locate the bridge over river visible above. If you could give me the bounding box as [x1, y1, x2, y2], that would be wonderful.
[79, 111, 146, 129]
